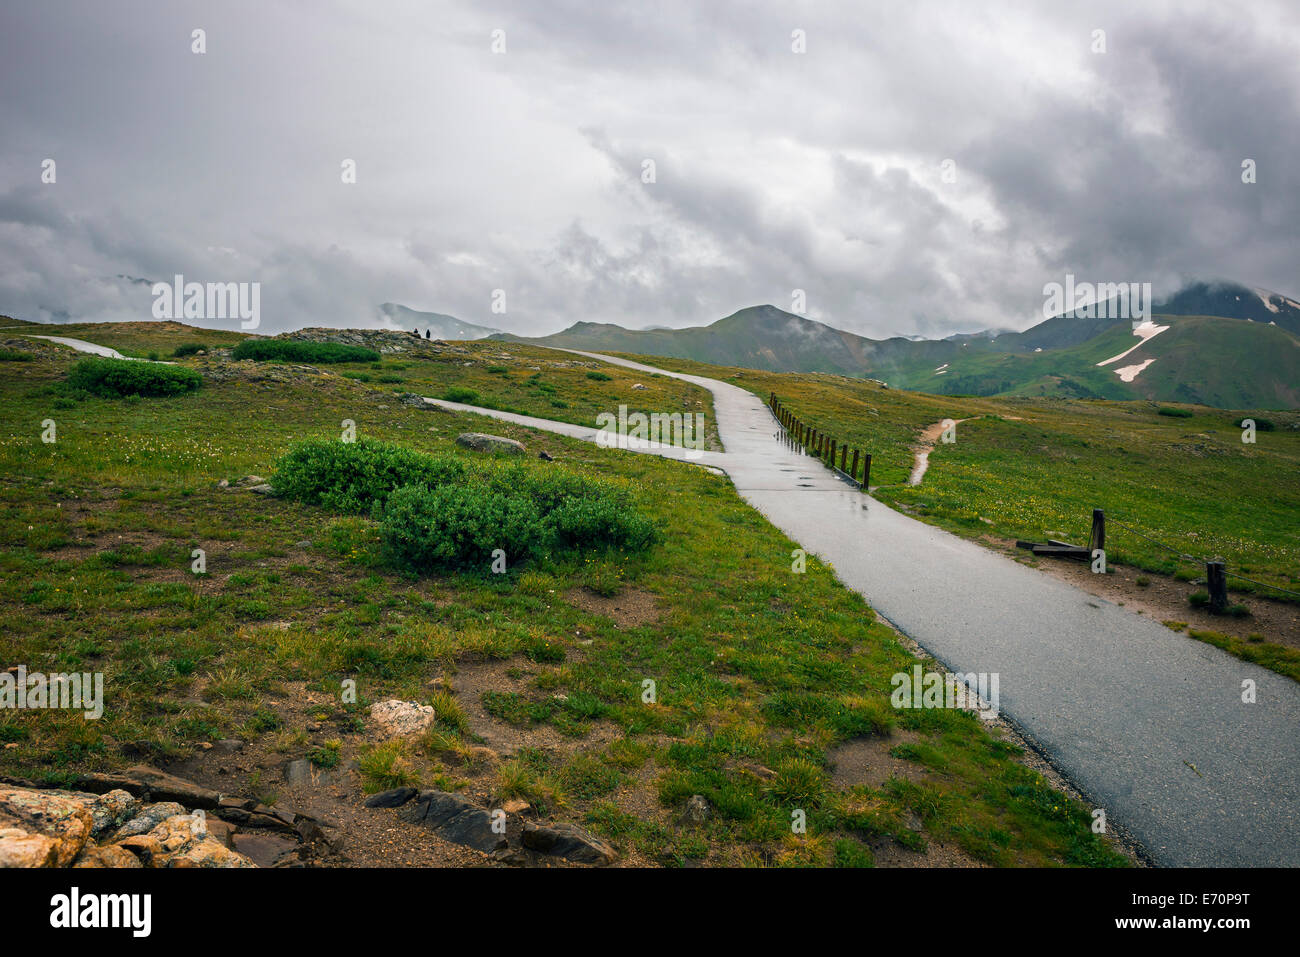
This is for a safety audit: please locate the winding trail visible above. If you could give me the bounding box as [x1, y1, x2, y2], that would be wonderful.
[23, 335, 131, 358]
[430, 349, 1300, 867]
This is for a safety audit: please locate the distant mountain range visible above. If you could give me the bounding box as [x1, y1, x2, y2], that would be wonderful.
[489, 281, 1300, 409]
[380, 302, 499, 340]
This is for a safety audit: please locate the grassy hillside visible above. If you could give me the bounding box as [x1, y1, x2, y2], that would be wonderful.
[506, 302, 1300, 410]
[3, 318, 721, 449]
[618, 354, 1300, 600]
[0, 324, 1127, 867]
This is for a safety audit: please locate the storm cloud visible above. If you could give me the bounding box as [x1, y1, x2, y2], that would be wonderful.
[1, 0, 1296, 337]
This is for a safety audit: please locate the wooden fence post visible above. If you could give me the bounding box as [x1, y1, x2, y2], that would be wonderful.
[840, 444, 847, 472]
[851, 448, 860, 482]
[1207, 560, 1228, 614]
[1090, 509, 1105, 554]
[863, 453, 872, 489]
[829, 438, 836, 465]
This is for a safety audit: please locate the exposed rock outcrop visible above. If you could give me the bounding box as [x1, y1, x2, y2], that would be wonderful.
[455, 432, 526, 455]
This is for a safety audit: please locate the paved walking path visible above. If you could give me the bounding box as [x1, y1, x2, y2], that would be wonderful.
[430, 349, 1300, 867]
[23, 335, 130, 358]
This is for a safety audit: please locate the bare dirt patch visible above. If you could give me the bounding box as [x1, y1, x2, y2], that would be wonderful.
[868, 830, 989, 867]
[563, 586, 663, 628]
[448, 659, 622, 758]
[984, 535, 1300, 651]
[829, 728, 926, 789]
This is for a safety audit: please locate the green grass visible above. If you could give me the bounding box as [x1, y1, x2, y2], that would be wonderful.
[0, 329, 1129, 867]
[625, 354, 1300, 600]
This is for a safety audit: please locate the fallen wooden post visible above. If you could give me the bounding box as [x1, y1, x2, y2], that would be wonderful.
[1030, 544, 1091, 560]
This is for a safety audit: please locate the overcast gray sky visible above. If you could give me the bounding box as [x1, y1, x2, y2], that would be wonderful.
[2, 0, 1297, 338]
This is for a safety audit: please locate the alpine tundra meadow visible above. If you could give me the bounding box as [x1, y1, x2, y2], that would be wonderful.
[1, 0, 1295, 943]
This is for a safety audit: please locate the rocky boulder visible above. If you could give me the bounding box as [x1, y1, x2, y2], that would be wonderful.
[0, 786, 255, 868]
[398, 790, 507, 854]
[455, 432, 525, 455]
[521, 821, 617, 866]
[0, 787, 96, 867]
[369, 699, 436, 737]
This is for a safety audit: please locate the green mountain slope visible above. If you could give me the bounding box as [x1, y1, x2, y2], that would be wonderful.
[499, 284, 1300, 409]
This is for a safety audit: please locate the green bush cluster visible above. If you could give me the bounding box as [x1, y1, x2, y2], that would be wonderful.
[272, 438, 659, 571]
[382, 466, 659, 569]
[1236, 417, 1275, 431]
[381, 484, 548, 569]
[1156, 407, 1193, 418]
[443, 386, 479, 403]
[171, 342, 206, 357]
[231, 339, 380, 363]
[66, 357, 202, 398]
[0, 348, 33, 361]
[272, 438, 466, 513]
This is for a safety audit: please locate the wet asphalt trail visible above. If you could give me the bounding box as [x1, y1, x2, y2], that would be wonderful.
[431, 350, 1300, 867]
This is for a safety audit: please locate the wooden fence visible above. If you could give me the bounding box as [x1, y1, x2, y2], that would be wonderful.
[768, 392, 871, 489]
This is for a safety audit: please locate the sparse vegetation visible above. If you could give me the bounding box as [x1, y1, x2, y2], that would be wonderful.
[0, 320, 1134, 867]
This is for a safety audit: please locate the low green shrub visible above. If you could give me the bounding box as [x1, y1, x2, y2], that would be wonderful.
[380, 463, 658, 571]
[546, 494, 658, 551]
[1157, 407, 1193, 418]
[380, 483, 548, 570]
[0, 348, 34, 361]
[66, 357, 202, 398]
[272, 438, 466, 512]
[1235, 417, 1275, 431]
[586, 370, 612, 381]
[443, 386, 479, 403]
[171, 342, 205, 357]
[231, 339, 379, 363]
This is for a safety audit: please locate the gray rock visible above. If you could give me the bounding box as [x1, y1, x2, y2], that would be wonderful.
[682, 794, 711, 825]
[283, 759, 312, 786]
[364, 787, 418, 809]
[538, 450, 553, 461]
[398, 791, 507, 854]
[455, 432, 526, 455]
[520, 821, 617, 865]
[111, 801, 187, 839]
[247, 484, 275, 495]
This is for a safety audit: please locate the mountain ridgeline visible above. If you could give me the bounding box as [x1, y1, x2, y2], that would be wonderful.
[490, 282, 1300, 409]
